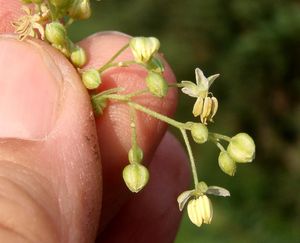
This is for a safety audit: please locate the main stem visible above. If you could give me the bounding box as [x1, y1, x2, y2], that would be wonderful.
[180, 129, 199, 188]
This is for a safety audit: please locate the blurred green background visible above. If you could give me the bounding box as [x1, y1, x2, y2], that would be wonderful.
[70, 0, 300, 242]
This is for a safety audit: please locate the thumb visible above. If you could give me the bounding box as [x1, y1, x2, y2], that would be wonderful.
[0, 35, 101, 243]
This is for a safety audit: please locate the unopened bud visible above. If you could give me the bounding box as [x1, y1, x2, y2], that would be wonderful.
[45, 22, 67, 46]
[49, 0, 71, 8]
[218, 151, 236, 176]
[190, 123, 208, 144]
[227, 133, 255, 163]
[71, 46, 87, 67]
[123, 163, 149, 193]
[128, 145, 144, 164]
[130, 37, 160, 63]
[187, 195, 213, 227]
[68, 0, 91, 20]
[82, 69, 101, 90]
[146, 71, 168, 98]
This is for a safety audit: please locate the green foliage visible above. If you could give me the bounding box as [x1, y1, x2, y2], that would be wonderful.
[69, 0, 300, 242]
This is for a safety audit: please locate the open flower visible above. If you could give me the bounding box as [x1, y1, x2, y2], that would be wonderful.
[181, 68, 219, 124]
[12, 4, 49, 40]
[177, 181, 230, 227]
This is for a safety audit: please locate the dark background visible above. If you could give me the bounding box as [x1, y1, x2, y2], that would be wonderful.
[70, 0, 300, 242]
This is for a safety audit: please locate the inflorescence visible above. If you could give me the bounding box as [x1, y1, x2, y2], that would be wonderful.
[13, 0, 256, 228]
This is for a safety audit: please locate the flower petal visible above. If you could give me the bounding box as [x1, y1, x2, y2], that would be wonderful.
[177, 189, 195, 211]
[206, 186, 230, 197]
[195, 68, 209, 90]
[207, 74, 220, 87]
[181, 81, 199, 97]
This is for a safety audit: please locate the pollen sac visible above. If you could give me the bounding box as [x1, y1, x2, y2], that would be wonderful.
[193, 96, 218, 125]
[187, 195, 213, 227]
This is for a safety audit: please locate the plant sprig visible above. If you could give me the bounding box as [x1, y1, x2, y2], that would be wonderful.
[13, 0, 256, 228]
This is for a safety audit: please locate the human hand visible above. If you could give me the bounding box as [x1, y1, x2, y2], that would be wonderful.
[0, 1, 189, 242]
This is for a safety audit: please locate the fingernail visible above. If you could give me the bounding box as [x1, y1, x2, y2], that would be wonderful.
[0, 37, 62, 139]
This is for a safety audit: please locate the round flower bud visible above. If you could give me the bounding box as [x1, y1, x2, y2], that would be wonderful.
[45, 22, 67, 46]
[81, 69, 101, 90]
[190, 123, 208, 144]
[146, 71, 168, 98]
[227, 133, 255, 163]
[128, 145, 144, 164]
[123, 163, 149, 193]
[187, 195, 213, 227]
[218, 151, 236, 176]
[129, 37, 160, 63]
[70, 47, 87, 67]
[68, 0, 91, 20]
[49, 0, 71, 7]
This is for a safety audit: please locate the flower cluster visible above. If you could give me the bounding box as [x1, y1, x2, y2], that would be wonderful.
[14, 0, 256, 229]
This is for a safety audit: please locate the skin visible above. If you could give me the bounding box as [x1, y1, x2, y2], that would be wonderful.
[0, 1, 190, 243]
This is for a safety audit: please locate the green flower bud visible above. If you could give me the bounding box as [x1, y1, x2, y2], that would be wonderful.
[190, 123, 208, 144]
[70, 46, 87, 67]
[21, 0, 33, 3]
[196, 181, 208, 194]
[45, 22, 67, 46]
[227, 133, 255, 163]
[91, 95, 107, 116]
[123, 163, 149, 193]
[128, 145, 144, 164]
[49, 0, 71, 7]
[130, 37, 160, 63]
[146, 71, 168, 98]
[68, 0, 91, 20]
[82, 69, 101, 90]
[218, 151, 236, 176]
[147, 57, 165, 73]
[187, 195, 213, 227]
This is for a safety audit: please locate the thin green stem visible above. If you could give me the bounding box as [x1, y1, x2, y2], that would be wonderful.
[209, 132, 231, 142]
[128, 102, 184, 129]
[98, 44, 130, 72]
[180, 129, 199, 188]
[130, 107, 138, 147]
[98, 60, 137, 73]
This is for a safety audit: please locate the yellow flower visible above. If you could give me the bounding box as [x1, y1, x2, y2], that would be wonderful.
[177, 182, 230, 227]
[181, 68, 219, 124]
[12, 4, 49, 41]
